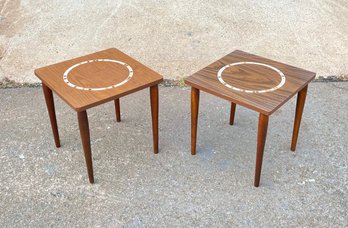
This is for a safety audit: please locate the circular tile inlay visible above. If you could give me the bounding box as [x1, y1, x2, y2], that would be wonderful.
[63, 59, 134, 91]
[217, 61, 286, 93]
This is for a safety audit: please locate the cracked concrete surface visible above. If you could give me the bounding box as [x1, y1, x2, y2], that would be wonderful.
[0, 83, 347, 226]
[0, 0, 348, 83]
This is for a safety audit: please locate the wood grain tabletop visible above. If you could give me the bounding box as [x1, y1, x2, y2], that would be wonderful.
[35, 48, 163, 111]
[185, 50, 315, 115]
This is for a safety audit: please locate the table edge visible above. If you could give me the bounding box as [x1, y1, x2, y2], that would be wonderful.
[185, 74, 315, 115]
[40, 77, 163, 112]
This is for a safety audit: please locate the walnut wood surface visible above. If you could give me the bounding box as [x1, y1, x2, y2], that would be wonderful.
[185, 50, 315, 115]
[254, 113, 269, 187]
[229, 102, 236, 125]
[291, 85, 308, 151]
[191, 87, 200, 155]
[150, 85, 159, 154]
[35, 48, 163, 111]
[114, 98, 121, 122]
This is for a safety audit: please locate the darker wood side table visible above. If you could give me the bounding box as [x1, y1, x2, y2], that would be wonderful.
[35, 48, 163, 183]
[185, 50, 315, 187]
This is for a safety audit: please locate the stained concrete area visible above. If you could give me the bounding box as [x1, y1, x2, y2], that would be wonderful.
[0, 83, 347, 226]
[0, 0, 348, 83]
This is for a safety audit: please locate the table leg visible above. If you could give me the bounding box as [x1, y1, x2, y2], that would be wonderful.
[191, 87, 200, 155]
[254, 113, 269, 187]
[42, 83, 60, 148]
[291, 85, 308, 152]
[229, 102, 237, 125]
[150, 85, 159, 154]
[77, 111, 94, 184]
[114, 98, 121, 122]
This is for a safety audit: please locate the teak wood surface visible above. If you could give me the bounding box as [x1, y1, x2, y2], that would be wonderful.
[37, 48, 162, 183]
[185, 50, 316, 115]
[42, 83, 60, 148]
[35, 48, 163, 111]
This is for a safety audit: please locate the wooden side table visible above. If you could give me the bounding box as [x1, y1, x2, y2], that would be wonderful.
[35, 48, 163, 183]
[185, 50, 315, 187]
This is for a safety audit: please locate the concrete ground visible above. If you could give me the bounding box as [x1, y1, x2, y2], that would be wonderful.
[0, 82, 347, 227]
[1, 0, 348, 83]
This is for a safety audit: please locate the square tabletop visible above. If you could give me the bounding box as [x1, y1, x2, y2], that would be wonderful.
[35, 48, 163, 111]
[185, 50, 316, 115]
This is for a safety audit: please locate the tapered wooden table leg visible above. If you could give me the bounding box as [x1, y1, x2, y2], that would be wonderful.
[291, 85, 308, 152]
[114, 98, 121, 122]
[191, 87, 200, 155]
[229, 102, 237, 125]
[150, 85, 159, 154]
[254, 113, 269, 187]
[42, 83, 60, 148]
[77, 111, 94, 184]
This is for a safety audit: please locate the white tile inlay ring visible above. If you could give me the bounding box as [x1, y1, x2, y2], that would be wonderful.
[217, 62, 286, 94]
[63, 59, 134, 91]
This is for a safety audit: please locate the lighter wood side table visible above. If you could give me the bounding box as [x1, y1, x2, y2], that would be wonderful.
[35, 48, 163, 183]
